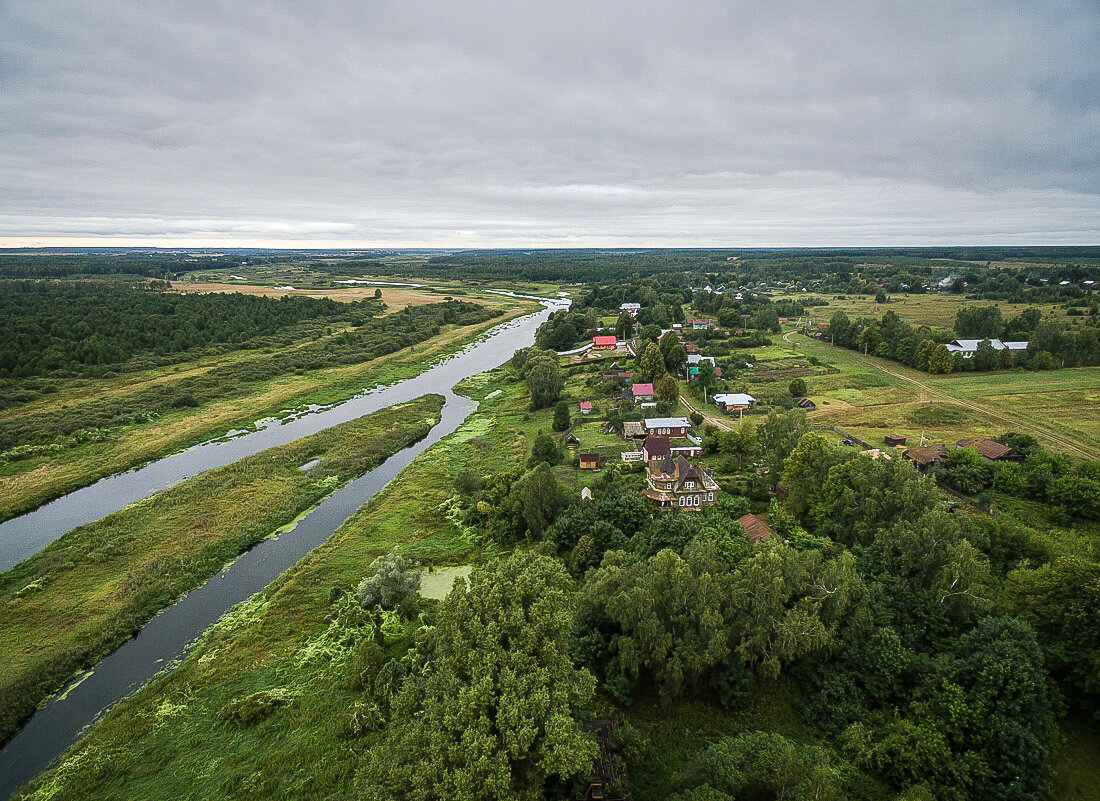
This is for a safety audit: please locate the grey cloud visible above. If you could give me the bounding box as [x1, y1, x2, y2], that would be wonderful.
[1, 0, 1098, 246]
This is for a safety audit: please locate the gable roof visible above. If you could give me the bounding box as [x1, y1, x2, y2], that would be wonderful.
[737, 514, 773, 544]
[714, 393, 755, 406]
[905, 443, 947, 465]
[632, 382, 655, 396]
[593, 335, 617, 346]
[643, 436, 670, 457]
[579, 401, 593, 410]
[957, 437, 1019, 460]
[645, 417, 690, 429]
[579, 452, 600, 462]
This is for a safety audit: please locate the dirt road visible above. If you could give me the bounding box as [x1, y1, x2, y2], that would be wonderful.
[782, 330, 1096, 460]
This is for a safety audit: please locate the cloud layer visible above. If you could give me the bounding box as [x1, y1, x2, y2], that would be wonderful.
[2, 1, 1098, 246]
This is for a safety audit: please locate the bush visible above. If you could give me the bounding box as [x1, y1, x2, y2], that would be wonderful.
[357, 553, 421, 610]
[219, 689, 291, 727]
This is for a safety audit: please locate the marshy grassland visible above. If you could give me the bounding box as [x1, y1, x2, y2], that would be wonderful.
[0, 394, 444, 748]
[0, 293, 535, 522]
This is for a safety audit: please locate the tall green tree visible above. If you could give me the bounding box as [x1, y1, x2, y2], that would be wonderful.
[552, 399, 571, 432]
[528, 429, 563, 468]
[359, 554, 598, 801]
[525, 350, 564, 410]
[655, 374, 679, 407]
[637, 341, 667, 383]
[756, 410, 812, 485]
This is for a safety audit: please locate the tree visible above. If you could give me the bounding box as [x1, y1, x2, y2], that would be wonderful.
[655, 374, 679, 407]
[552, 399, 571, 432]
[817, 456, 939, 547]
[781, 433, 855, 523]
[875, 290, 888, 304]
[973, 339, 998, 371]
[659, 331, 687, 374]
[637, 341, 666, 383]
[955, 305, 1003, 338]
[788, 378, 807, 397]
[520, 462, 565, 537]
[525, 350, 563, 409]
[756, 410, 812, 484]
[360, 554, 598, 801]
[615, 311, 635, 340]
[529, 429, 563, 468]
[828, 310, 851, 346]
[357, 553, 421, 610]
[927, 344, 955, 374]
[941, 447, 992, 494]
[373, 287, 383, 299]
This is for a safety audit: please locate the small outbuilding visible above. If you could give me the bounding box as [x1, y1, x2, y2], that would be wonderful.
[796, 397, 816, 411]
[579, 453, 601, 470]
[564, 433, 580, 450]
[579, 401, 593, 414]
[884, 434, 907, 447]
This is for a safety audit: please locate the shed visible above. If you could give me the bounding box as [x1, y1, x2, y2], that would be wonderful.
[564, 433, 580, 449]
[579, 401, 593, 414]
[905, 444, 947, 469]
[884, 434, 907, 446]
[737, 514, 773, 544]
[796, 397, 816, 411]
[579, 453, 601, 470]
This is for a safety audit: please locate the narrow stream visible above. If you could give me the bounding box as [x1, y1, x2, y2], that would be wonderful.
[0, 296, 564, 798]
[0, 295, 563, 571]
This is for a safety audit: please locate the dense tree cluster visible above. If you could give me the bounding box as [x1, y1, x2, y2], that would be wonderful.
[0, 280, 375, 379]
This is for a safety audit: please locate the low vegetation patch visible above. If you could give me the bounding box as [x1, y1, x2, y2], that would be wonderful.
[0, 395, 444, 747]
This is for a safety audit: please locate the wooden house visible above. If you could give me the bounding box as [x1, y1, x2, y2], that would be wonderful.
[956, 437, 1024, 462]
[579, 453, 601, 470]
[713, 393, 755, 412]
[644, 456, 719, 510]
[884, 434, 906, 446]
[644, 417, 690, 437]
[796, 397, 816, 411]
[579, 401, 593, 415]
[642, 436, 670, 463]
[564, 433, 580, 450]
[592, 335, 618, 350]
[904, 444, 947, 470]
[631, 382, 655, 402]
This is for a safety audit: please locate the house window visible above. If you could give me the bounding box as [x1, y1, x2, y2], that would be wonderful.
[694, 495, 700, 506]
[707, 492, 714, 502]
[685, 481, 694, 488]
[679, 496, 685, 507]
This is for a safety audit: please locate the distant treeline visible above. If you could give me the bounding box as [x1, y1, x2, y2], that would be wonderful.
[0, 281, 371, 379]
[0, 253, 307, 279]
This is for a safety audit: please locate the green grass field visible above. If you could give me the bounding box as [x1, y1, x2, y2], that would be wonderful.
[0, 296, 534, 523]
[774, 292, 1073, 328]
[0, 396, 444, 749]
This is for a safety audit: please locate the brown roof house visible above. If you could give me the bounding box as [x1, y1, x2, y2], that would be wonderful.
[642, 435, 671, 463]
[644, 455, 719, 510]
[904, 443, 947, 470]
[956, 437, 1024, 462]
[579, 453, 601, 471]
[737, 514, 773, 544]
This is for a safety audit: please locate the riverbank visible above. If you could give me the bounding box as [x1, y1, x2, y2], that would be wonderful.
[8, 369, 541, 800]
[0, 395, 444, 749]
[0, 298, 534, 523]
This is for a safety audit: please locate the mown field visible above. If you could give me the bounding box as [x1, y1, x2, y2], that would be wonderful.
[763, 331, 1100, 460]
[171, 281, 471, 312]
[0, 294, 535, 522]
[774, 291, 1073, 328]
[0, 396, 444, 748]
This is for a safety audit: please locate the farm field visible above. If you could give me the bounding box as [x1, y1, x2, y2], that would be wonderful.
[171, 281, 474, 312]
[777, 330, 1100, 459]
[0, 297, 535, 523]
[774, 291, 1074, 328]
[0, 396, 443, 748]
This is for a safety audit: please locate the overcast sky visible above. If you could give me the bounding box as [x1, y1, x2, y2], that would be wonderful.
[1, 1, 1098, 247]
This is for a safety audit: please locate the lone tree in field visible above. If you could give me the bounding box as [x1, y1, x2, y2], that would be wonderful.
[552, 399, 571, 432]
[788, 378, 807, 397]
[357, 553, 421, 610]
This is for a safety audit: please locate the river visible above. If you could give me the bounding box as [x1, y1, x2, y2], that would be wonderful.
[0, 295, 564, 799]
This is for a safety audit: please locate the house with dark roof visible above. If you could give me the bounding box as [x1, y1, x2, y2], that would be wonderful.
[737, 514, 773, 544]
[796, 397, 816, 411]
[904, 443, 947, 470]
[644, 455, 720, 510]
[956, 437, 1024, 462]
[642, 436, 670, 463]
[579, 453, 601, 470]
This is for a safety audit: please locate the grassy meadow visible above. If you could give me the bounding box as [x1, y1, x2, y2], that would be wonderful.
[775, 291, 1074, 328]
[0, 395, 444, 749]
[0, 294, 535, 522]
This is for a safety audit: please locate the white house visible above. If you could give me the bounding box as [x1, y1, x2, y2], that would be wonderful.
[620, 302, 641, 316]
[944, 339, 1028, 358]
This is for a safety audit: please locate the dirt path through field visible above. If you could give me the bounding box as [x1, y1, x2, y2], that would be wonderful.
[782, 330, 1096, 459]
[680, 394, 734, 431]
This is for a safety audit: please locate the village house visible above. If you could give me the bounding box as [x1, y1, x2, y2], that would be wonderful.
[644, 455, 720, 510]
[619, 302, 641, 316]
[713, 392, 755, 413]
[564, 433, 580, 450]
[956, 437, 1024, 462]
[622, 421, 646, 440]
[884, 434, 907, 447]
[737, 514, 773, 544]
[631, 382, 655, 402]
[579, 401, 593, 415]
[687, 319, 711, 330]
[592, 335, 618, 350]
[944, 339, 1029, 358]
[644, 416, 691, 437]
[642, 435, 670, 463]
[796, 397, 816, 411]
[904, 443, 947, 470]
[684, 342, 699, 354]
[579, 453, 600, 470]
